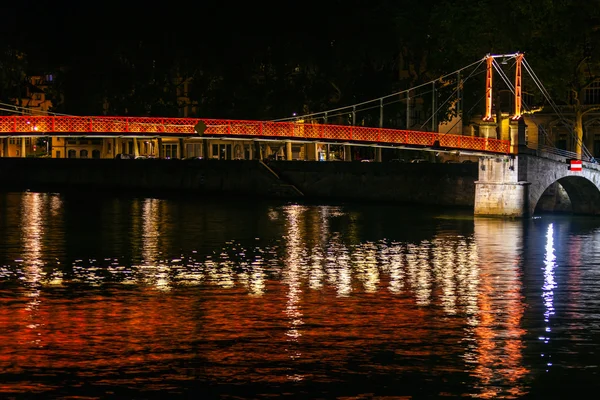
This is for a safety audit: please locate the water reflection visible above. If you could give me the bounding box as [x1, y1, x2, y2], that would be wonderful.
[4, 194, 600, 398]
[20, 193, 44, 351]
[282, 205, 305, 382]
[139, 198, 172, 291]
[472, 218, 528, 398]
[542, 223, 556, 371]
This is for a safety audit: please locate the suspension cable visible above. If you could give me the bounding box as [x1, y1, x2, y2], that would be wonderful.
[522, 58, 594, 161]
[271, 57, 488, 122]
[419, 59, 487, 131]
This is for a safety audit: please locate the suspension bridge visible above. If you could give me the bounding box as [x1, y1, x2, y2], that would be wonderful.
[1, 52, 587, 160]
[1, 52, 600, 218]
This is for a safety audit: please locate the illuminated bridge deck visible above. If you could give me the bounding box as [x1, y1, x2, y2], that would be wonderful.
[0, 116, 511, 154]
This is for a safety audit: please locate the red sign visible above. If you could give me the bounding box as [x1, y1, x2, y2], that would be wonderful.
[569, 159, 582, 172]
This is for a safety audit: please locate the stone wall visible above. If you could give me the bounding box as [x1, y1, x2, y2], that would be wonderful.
[0, 158, 478, 206]
[473, 156, 531, 217]
[268, 160, 477, 206]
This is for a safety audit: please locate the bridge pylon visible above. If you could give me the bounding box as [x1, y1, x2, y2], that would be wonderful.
[481, 52, 525, 152]
[474, 154, 531, 218]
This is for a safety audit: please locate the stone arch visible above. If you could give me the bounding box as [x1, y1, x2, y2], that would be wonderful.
[80, 149, 88, 158]
[528, 158, 600, 216]
[555, 176, 600, 214]
[92, 149, 101, 159]
[68, 149, 77, 158]
[475, 154, 600, 217]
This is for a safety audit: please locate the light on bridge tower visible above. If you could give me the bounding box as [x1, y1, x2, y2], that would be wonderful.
[479, 55, 498, 141]
[483, 55, 494, 122]
[509, 53, 527, 154]
[512, 53, 524, 121]
[480, 52, 526, 149]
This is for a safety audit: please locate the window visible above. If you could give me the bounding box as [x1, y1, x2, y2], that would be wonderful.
[68, 149, 77, 158]
[584, 79, 600, 105]
[219, 144, 231, 160]
[92, 149, 101, 159]
[185, 143, 201, 158]
[163, 143, 178, 158]
[557, 136, 567, 151]
[80, 149, 88, 158]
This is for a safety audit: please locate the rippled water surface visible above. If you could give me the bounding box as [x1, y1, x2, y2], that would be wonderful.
[1, 191, 600, 399]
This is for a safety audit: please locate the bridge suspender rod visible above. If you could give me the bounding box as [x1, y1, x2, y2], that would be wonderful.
[406, 90, 410, 129]
[484, 55, 494, 121]
[457, 71, 461, 119]
[379, 98, 383, 128]
[432, 81, 436, 132]
[514, 53, 523, 119]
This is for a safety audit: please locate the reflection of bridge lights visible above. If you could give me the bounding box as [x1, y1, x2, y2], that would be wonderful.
[20, 193, 46, 345]
[208, 257, 235, 289]
[353, 243, 380, 293]
[283, 205, 304, 329]
[433, 240, 458, 315]
[308, 254, 325, 290]
[237, 260, 265, 296]
[137, 198, 174, 291]
[541, 223, 557, 370]
[323, 245, 351, 296]
[386, 245, 405, 294]
[467, 217, 529, 397]
[248, 269, 266, 295]
[406, 242, 433, 306]
[21, 193, 44, 269]
[141, 198, 161, 266]
[543, 223, 557, 323]
[282, 205, 305, 370]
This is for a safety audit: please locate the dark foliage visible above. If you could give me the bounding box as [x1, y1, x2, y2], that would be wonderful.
[2, 0, 599, 123]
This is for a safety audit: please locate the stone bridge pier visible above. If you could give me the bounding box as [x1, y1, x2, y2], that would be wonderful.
[474, 152, 600, 218]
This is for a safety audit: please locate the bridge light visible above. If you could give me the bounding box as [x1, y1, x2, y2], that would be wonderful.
[567, 159, 582, 172]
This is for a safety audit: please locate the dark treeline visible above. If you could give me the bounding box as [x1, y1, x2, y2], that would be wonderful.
[1, 0, 599, 122]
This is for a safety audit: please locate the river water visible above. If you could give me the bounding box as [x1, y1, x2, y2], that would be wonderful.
[0, 191, 599, 399]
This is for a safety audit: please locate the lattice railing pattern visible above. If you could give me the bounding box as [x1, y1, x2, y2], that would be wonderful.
[0, 116, 511, 154]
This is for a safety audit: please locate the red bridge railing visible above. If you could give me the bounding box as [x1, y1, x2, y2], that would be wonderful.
[0, 116, 511, 154]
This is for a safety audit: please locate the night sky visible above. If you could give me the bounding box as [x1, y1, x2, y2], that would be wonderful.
[1, 0, 599, 120]
[4, 0, 345, 67]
